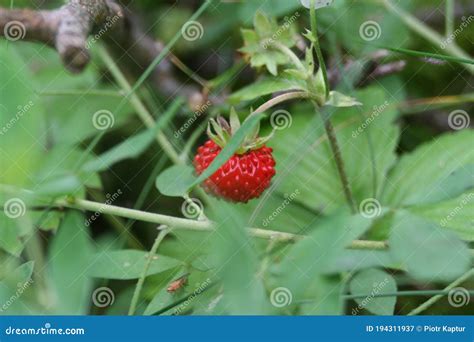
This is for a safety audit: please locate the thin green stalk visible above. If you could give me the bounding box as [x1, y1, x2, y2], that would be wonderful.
[38, 89, 123, 97]
[56, 197, 383, 249]
[271, 41, 307, 73]
[407, 268, 474, 316]
[383, 0, 474, 74]
[97, 46, 182, 165]
[128, 227, 170, 315]
[310, 0, 329, 98]
[315, 104, 357, 213]
[445, 0, 454, 38]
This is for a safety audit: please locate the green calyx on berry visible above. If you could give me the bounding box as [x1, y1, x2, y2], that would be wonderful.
[206, 108, 273, 155]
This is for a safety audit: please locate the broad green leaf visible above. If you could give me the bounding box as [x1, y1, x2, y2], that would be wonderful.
[228, 78, 305, 104]
[299, 276, 344, 315]
[0, 261, 35, 314]
[0, 42, 45, 188]
[34, 174, 82, 197]
[268, 86, 399, 212]
[383, 130, 474, 207]
[320, 250, 401, 274]
[49, 211, 93, 314]
[156, 165, 196, 197]
[82, 97, 183, 173]
[349, 268, 397, 315]
[409, 193, 474, 241]
[88, 250, 182, 280]
[276, 213, 372, 299]
[404, 164, 474, 206]
[389, 211, 470, 282]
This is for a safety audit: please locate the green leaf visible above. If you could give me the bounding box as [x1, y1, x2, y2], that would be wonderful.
[383, 130, 474, 207]
[155, 165, 196, 198]
[88, 250, 182, 280]
[389, 211, 470, 282]
[404, 164, 474, 206]
[0, 261, 35, 314]
[228, 78, 305, 104]
[34, 174, 82, 197]
[49, 211, 93, 314]
[276, 213, 373, 298]
[82, 98, 183, 173]
[349, 268, 397, 315]
[299, 276, 344, 315]
[409, 193, 474, 241]
[325, 91, 362, 107]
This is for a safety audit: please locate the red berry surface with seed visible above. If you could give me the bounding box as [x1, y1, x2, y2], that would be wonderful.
[194, 140, 276, 203]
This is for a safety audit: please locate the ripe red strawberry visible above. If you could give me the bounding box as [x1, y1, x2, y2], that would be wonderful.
[193, 110, 276, 203]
